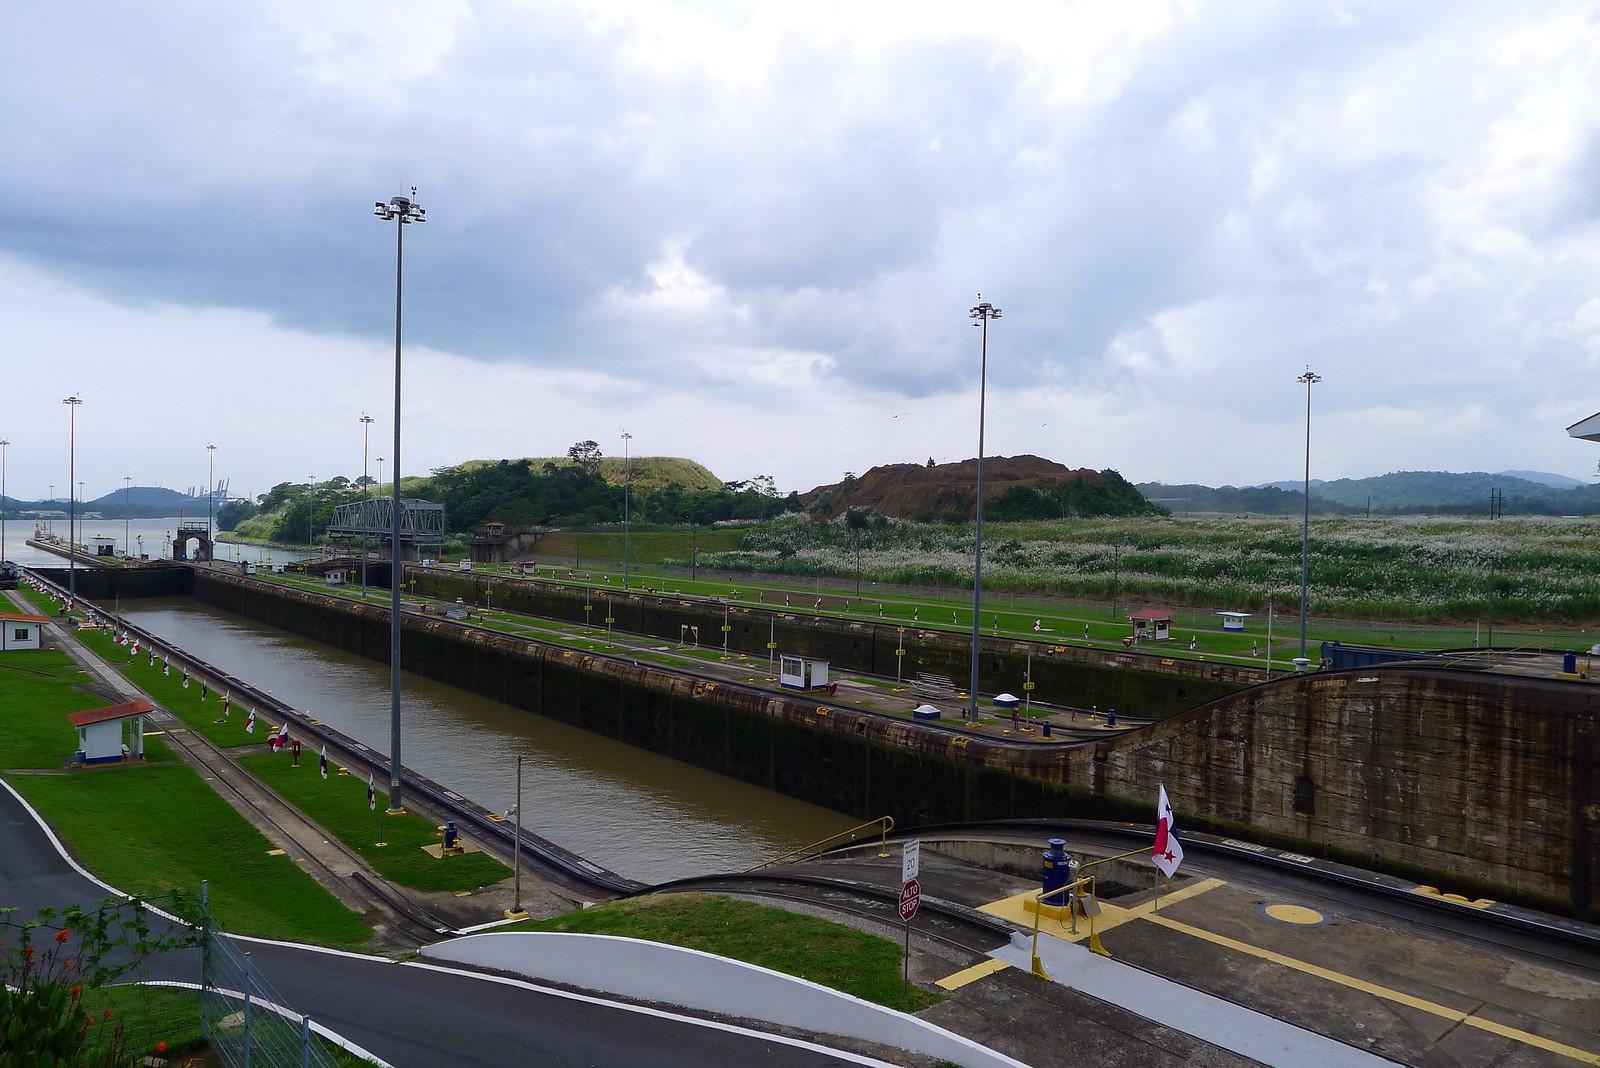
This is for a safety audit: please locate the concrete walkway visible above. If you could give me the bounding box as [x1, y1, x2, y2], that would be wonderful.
[989, 929, 1403, 1068]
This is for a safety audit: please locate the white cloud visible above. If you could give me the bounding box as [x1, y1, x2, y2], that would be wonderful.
[3, 0, 1600, 503]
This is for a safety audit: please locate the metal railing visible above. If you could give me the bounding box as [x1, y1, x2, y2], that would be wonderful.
[744, 816, 894, 872]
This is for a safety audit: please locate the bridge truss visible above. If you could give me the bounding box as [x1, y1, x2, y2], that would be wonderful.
[326, 497, 446, 559]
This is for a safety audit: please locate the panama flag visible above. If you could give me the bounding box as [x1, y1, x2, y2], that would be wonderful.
[244, 709, 256, 734]
[319, 746, 328, 780]
[271, 724, 288, 752]
[1152, 784, 1185, 879]
[367, 775, 376, 811]
[163, 657, 170, 676]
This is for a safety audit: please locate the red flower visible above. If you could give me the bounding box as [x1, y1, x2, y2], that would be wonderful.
[103, 1008, 113, 1020]
[55, 928, 70, 944]
[23, 945, 34, 961]
[156, 1040, 168, 1053]
[71, 984, 83, 998]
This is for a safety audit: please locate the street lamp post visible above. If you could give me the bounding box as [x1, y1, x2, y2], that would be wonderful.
[63, 396, 82, 609]
[123, 476, 131, 558]
[306, 476, 315, 549]
[1297, 367, 1322, 662]
[0, 438, 9, 563]
[374, 187, 425, 815]
[621, 431, 632, 591]
[206, 443, 217, 563]
[967, 297, 1000, 722]
[360, 414, 375, 596]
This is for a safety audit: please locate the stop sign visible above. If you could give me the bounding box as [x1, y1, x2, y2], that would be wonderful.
[898, 878, 921, 921]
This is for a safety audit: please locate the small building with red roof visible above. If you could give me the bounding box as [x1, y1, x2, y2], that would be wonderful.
[68, 700, 153, 765]
[1, 611, 49, 651]
[1127, 609, 1173, 642]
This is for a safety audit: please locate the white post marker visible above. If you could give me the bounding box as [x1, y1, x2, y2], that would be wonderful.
[902, 838, 921, 884]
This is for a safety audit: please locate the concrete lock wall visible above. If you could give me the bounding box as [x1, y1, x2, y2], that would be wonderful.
[1071, 668, 1599, 912]
[35, 565, 193, 601]
[400, 570, 1252, 719]
[185, 569, 1599, 911]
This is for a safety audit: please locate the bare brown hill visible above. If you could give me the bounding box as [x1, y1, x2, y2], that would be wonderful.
[806, 455, 1152, 521]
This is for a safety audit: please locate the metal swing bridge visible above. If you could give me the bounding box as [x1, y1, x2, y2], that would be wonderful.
[325, 497, 446, 559]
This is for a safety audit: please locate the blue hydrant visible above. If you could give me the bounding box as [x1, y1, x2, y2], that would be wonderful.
[442, 820, 459, 850]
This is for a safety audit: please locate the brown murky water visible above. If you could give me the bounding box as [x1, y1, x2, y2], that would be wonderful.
[121, 597, 853, 882]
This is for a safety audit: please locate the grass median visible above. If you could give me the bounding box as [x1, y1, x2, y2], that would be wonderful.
[239, 752, 509, 893]
[517, 892, 940, 1014]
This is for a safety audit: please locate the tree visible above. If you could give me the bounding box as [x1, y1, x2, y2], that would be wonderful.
[567, 440, 603, 475]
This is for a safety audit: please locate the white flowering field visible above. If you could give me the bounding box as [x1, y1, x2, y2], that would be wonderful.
[703, 513, 1600, 623]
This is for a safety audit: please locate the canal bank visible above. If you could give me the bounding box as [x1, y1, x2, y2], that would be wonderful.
[39, 563, 1600, 911]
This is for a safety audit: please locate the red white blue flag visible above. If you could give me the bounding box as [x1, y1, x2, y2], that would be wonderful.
[319, 746, 328, 780]
[1153, 784, 1184, 879]
[367, 775, 376, 811]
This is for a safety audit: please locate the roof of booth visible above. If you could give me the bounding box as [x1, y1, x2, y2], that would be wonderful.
[68, 700, 154, 727]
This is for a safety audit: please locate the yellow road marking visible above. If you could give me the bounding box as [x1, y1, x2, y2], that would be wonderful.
[1146, 913, 1600, 1066]
[936, 958, 1010, 991]
[978, 877, 1227, 942]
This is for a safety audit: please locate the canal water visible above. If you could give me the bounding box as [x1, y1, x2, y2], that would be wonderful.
[4, 516, 312, 567]
[114, 596, 853, 882]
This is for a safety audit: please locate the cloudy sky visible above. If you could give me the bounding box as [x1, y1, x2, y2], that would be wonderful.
[4, 1, 1600, 504]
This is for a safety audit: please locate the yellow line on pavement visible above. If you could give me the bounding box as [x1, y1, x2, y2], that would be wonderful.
[1145, 913, 1600, 1066]
[936, 958, 1010, 991]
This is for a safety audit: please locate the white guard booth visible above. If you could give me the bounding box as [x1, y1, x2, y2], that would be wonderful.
[1, 612, 48, 651]
[779, 655, 830, 691]
[69, 699, 154, 765]
[1216, 611, 1251, 632]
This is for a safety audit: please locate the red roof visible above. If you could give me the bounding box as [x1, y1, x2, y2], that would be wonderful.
[1127, 608, 1172, 621]
[0, 612, 48, 623]
[67, 700, 155, 727]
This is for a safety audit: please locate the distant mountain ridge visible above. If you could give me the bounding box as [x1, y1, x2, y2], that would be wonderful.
[1140, 469, 1600, 516]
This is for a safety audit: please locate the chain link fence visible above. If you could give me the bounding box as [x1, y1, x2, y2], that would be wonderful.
[199, 885, 341, 1068]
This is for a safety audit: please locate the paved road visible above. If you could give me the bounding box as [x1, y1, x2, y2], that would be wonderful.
[0, 781, 904, 1067]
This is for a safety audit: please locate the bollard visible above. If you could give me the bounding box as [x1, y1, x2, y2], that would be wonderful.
[1042, 719, 1052, 738]
[1041, 838, 1072, 899]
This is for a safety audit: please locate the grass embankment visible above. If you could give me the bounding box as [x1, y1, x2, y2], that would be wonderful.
[30, 592, 511, 895]
[519, 893, 939, 1014]
[0, 641, 374, 946]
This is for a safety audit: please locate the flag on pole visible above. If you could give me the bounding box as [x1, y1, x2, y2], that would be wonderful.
[244, 709, 256, 734]
[1152, 784, 1184, 879]
[222, 692, 231, 717]
[162, 657, 170, 676]
[271, 723, 288, 752]
[367, 775, 376, 811]
[182, 670, 190, 689]
[319, 746, 328, 780]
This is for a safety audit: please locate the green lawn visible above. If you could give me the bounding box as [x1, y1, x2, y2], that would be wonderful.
[239, 753, 509, 893]
[518, 892, 939, 1013]
[0, 648, 109, 768]
[7, 766, 374, 947]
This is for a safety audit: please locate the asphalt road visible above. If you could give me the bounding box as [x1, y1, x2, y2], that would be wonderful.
[0, 781, 904, 1067]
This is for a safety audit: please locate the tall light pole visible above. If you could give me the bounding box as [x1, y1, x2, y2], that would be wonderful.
[621, 431, 632, 591]
[206, 443, 217, 563]
[374, 186, 425, 815]
[360, 414, 375, 595]
[0, 438, 9, 563]
[1297, 367, 1322, 661]
[307, 475, 315, 548]
[63, 396, 82, 608]
[967, 297, 1000, 722]
[123, 475, 132, 557]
